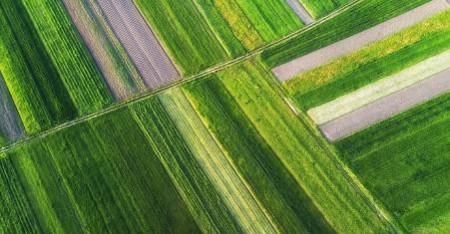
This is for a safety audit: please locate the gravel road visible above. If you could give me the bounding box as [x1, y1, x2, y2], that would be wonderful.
[273, 0, 450, 81]
[286, 0, 314, 25]
[0, 74, 23, 141]
[319, 68, 450, 142]
[98, 0, 180, 89]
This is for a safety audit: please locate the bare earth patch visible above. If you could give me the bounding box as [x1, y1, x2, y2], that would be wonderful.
[286, 0, 314, 25]
[97, 0, 180, 89]
[0, 74, 23, 141]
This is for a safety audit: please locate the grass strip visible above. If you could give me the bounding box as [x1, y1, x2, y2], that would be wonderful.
[299, 0, 351, 18]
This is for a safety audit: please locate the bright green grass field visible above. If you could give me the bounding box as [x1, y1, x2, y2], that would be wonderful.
[286, 11, 450, 110]
[0, 0, 77, 133]
[0, 107, 199, 233]
[335, 93, 450, 232]
[262, 0, 431, 68]
[299, 0, 351, 18]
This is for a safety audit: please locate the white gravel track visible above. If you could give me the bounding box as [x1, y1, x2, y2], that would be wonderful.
[97, 0, 180, 89]
[273, 0, 450, 81]
[286, 0, 314, 25]
[0, 74, 23, 141]
[319, 67, 450, 142]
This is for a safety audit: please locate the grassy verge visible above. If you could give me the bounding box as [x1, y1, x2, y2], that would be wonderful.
[335, 93, 450, 232]
[213, 59, 391, 232]
[299, 0, 351, 18]
[22, 0, 113, 114]
[184, 76, 334, 233]
[262, 0, 431, 68]
[286, 11, 450, 110]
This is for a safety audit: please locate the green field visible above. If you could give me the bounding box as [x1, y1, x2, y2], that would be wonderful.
[335, 93, 450, 232]
[134, 0, 302, 75]
[285, 11, 450, 110]
[262, 0, 431, 68]
[183, 59, 393, 232]
[299, 0, 351, 18]
[0, 0, 113, 134]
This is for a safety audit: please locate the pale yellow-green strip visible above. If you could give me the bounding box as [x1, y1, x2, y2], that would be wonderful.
[308, 50, 450, 125]
[213, 0, 264, 50]
[160, 88, 277, 234]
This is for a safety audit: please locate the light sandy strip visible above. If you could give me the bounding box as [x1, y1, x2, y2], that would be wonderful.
[308, 50, 450, 125]
[160, 89, 277, 233]
[286, 0, 314, 24]
[97, 0, 179, 89]
[272, 0, 450, 81]
[319, 68, 450, 142]
[0, 73, 23, 141]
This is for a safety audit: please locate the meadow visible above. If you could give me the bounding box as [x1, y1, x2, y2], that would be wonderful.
[285, 10, 450, 110]
[335, 93, 450, 232]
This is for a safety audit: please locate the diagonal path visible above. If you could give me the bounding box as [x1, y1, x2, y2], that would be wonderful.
[286, 0, 314, 25]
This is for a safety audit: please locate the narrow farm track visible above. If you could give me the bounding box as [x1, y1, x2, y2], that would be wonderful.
[320, 67, 450, 141]
[61, 0, 145, 99]
[97, 0, 180, 89]
[273, 0, 450, 81]
[0, 73, 23, 142]
[285, 0, 314, 24]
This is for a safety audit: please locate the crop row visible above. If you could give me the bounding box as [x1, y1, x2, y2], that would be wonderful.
[335, 93, 450, 232]
[299, 0, 351, 18]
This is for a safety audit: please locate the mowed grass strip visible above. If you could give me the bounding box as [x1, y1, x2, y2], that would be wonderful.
[159, 88, 277, 233]
[134, 0, 229, 75]
[183, 77, 334, 233]
[262, 0, 431, 68]
[22, 0, 113, 114]
[62, 0, 146, 99]
[129, 97, 242, 233]
[299, 0, 351, 19]
[286, 10, 450, 110]
[335, 93, 450, 232]
[1, 108, 198, 232]
[215, 60, 391, 232]
[0, 0, 76, 133]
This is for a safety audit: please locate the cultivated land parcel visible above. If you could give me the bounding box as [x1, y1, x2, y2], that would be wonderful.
[1, 0, 449, 232]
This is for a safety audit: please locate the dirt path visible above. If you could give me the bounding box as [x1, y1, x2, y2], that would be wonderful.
[97, 0, 180, 89]
[319, 68, 450, 142]
[286, 0, 314, 25]
[0, 74, 23, 141]
[273, 0, 450, 81]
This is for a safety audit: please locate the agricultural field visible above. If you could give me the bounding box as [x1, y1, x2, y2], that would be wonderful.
[335, 93, 450, 232]
[1, 0, 449, 232]
[134, 0, 303, 74]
